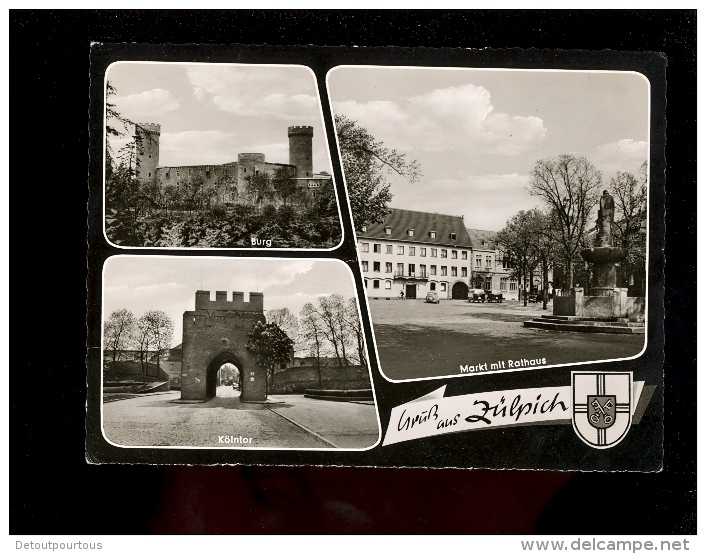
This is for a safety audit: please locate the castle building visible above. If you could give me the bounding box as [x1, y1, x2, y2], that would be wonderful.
[133, 124, 331, 205]
[357, 208, 474, 300]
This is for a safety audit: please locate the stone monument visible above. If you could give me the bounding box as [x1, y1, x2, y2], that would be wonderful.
[580, 190, 627, 296]
[523, 190, 645, 333]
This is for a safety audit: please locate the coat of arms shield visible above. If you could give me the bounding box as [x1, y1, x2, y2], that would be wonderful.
[572, 372, 633, 449]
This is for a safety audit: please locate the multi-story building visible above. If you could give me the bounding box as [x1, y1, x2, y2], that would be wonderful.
[467, 228, 521, 301]
[357, 208, 474, 300]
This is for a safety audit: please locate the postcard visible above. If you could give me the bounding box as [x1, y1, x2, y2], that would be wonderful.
[87, 45, 664, 471]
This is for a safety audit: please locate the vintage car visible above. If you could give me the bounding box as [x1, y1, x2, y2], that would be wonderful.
[425, 291, 440, 304]
[469, 288, 486, 303]
[486, 290, 504, 303]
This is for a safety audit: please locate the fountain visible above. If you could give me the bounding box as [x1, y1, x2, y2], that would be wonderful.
[524, 191, 645, 334]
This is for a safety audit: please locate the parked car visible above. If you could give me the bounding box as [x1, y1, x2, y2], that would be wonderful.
[469, 288, 486, 303]
[425, 291, 440, 304]
[487, 290, 504, 303]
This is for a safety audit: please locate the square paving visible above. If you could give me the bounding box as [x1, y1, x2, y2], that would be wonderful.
[369, 299, 646, 381]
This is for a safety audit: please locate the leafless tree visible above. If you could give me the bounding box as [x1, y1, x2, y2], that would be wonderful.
[609, 161, 648, 287]
[104, 308, 136, 364]
[299, 303, 325, 388]
[345, 297, 367, 370]
[528, 154, 602, 288]
[266, 307, 300, 342]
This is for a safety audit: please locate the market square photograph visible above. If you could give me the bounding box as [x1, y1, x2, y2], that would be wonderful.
[328, 67, 649, 381]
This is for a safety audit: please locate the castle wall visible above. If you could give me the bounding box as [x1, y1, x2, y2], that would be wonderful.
[271, 364, 371, 395]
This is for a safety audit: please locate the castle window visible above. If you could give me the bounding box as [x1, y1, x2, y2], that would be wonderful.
[166, 172, 170, 180]
[148, 154, 151, 159]
[450, 233, 457, 240]
[148, 172, 151, 178]
[243, 168, 247, 173]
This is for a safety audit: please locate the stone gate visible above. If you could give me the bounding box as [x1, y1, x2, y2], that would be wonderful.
[180, 290, 267, 402]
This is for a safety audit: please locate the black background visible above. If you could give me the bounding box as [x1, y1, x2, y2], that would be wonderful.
[10, 10, 696, 534]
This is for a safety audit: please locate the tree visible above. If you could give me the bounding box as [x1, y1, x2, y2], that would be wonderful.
[316, 294, 350, 368]
[245, 172, 274, 209]
[609, 161, 648, 288]
[528, 154, 603, 288]
[299, 303, 326, 389]
[335, 114, 421, 230]
[272, 167, 301, 207]
[346, 297, 367, 370]
[497, 210, 541, 307]
[246, 321, 294, 394]
[136, 311, 174, 381]
[104, 309, 136, 363]
[529, 210, 558, 310]
[266, 307, 299, 341]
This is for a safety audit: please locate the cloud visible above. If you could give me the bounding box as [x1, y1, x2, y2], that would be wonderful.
[591, 139, 648, 178]
[185, 65, 320, 120]
[114, 88, 180, 119]
[333, 84, 547, 156]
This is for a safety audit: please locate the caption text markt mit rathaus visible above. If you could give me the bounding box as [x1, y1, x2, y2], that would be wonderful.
[460, 358, 548, 373]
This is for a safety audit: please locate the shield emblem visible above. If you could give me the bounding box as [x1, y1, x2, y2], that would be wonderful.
[572, 372, 632, 449]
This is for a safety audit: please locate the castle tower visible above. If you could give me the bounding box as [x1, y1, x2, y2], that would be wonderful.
[288, 126, 314, 178]
[134, 123, 160, 184]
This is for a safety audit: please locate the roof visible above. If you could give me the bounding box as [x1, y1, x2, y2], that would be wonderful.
[466, 228, 499, 250]
[359, 208, 473, 248]
[166, 343, 182, 362]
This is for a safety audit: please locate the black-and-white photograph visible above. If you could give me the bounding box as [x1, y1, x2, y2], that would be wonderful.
[329, 67, 649, 381]
[100, 256, 379, 450]
[104, 62, 342, 249]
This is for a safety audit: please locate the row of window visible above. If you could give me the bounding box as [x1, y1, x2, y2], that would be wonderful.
[361, 261, 467, 277]
[361, 227, 457, 241]
[360, 243, 467, 259]
[365, 279, 449, 292]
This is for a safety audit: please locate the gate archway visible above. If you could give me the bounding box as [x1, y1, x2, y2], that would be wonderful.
[451, 281, 469, 299]
[180, 290, 268, 402]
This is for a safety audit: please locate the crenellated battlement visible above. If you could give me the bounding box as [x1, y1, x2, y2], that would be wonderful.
[238, 153, 266, 164]
[288, 125, 314, 137]
[193, 290, 264, 312]
[135, 123, 161, 134]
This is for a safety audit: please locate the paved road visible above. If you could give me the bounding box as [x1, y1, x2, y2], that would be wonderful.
[369, 299, 646, 381]
[103, 386, 379, 449]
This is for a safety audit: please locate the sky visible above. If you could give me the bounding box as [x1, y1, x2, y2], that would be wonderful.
[103, 257, 358, 349]
[106, 62, 331, 173]
[328, 67, 650, 231]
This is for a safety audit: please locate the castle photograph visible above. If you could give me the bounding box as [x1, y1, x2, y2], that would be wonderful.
[104, 62, 342, 249]
[101, 256, 380, 450]
[330, 66, 649, 381]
